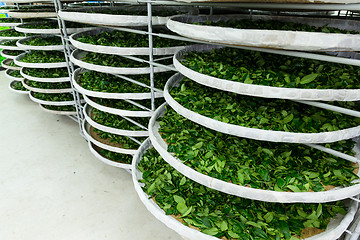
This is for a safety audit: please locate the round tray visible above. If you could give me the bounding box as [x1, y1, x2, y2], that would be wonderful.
[132, 138, 359, 240]
[15, 22, 94, 34]
[39, 104, 76, 115]
[22, 79, 72, 94]
[167, 14, 360, 51]
[70, 49, 170, 75]
[174, 45, 360, 101]
[1, 49, 23, 59]
[0, 22, 21, 27]
[73, 68, 163, 100]
[29, 91, 76, 106]
[82, 119, 138, 155]
[0, 29, 26, 40]
[70, 28, 187, 56]
[1, 58, 21, 70]
[5, 69, 23, 81]
[58, 6, 195, 27]
[17, 35, 63, 51]
[15, 52, 67, 69]
[84, 104, 149, 137]
[7, 10, 57, 19]
[149, 102, 360, 203]
[165, 73, 360, 144]
[20, 68, 70, 83]
[0, 7, 16, 14]
[83, 94, 152, 118]
[88, 142, 132, 170]
[9, 80, 29, 94]
[0, 40, 21, 50]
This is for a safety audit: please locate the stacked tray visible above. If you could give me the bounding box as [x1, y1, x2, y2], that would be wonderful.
[132, 11, 360, 240]
[0, 36, 27, 94]
[68, 24, 191, 169]
[16, 36, 76, 114]
[59, 2, 197, 167]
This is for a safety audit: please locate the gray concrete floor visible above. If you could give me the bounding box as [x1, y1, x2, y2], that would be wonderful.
[0, 71, 181, 240]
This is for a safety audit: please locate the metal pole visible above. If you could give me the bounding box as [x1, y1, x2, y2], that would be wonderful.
[54, 0, 85, 138]
[147, 2, 155, 112]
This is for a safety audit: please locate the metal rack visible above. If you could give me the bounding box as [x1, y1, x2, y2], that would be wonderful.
[54, 0, 360, 239]
[54, 0, 177, 168]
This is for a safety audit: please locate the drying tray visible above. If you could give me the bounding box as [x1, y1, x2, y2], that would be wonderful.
[0, 40, 21, 50]
[165, 73, 360, 144]
[15, 22, 94, 34]
[39, 104, 76, 115]
[58, 6, 196, 27]
[5, 69, 23, 81]
[22, 79, 73, 94]
[149, 102, 360, 203]
[70, 49, 170, 75]
[70, 28, 187, 56]
[17, 35, 63, 51]
[84, 104, 149, 137]
[83, 94, 152, 118]
[20, 68, 70, 83]
[88, 142, 132, 170]
[9, 80, 29, 95]
[73, 68, 163, 100]
[82, 120, 139, 155]
[0, 6, 16, 13]
[0, 20, 21, 27]
[174, 45, 360, 101]
[29, 91, 77, 106]
[7, 9, 56, 19]
[132, 138, 359, 240]
[0, 49, 23, 59]
[1, 58, 21, 70]
[167, 14, 360, 51]
[15, 52, 67, 68]
[0, 29, 26, 40]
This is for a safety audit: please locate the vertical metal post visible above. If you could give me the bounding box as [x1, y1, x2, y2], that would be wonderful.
[54, 0, 85, 137]
[147, 2, 155, 112]
[15, 3, 24, 25]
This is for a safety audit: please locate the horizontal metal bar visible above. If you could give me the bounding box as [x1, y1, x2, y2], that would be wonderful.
[102, 26, 149, 35]
[128, 136, 143, 145]
[67, 114, 79, 123]
[150, 62, 177, 71]
[124, 99, 151, 111]
[304, 143, 360, 163]
[121, 115, 148, 131]
[120, 55, 177, 71]
[154, 55, 173, 61]
[114, 73, 163, 93]
[295, 100, 360, 118]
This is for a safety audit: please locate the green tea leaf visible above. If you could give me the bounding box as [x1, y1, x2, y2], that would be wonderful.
[176, 202, 188, 215]
[174, 195, 186, 204]
[287, 185, 301, 192]
[300, 73, 318, 84]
